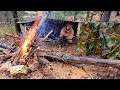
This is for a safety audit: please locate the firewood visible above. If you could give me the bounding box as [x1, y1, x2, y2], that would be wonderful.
[2, 55, 12, 63]
[28, 60, 40, 71]
[0, 42, 13, 50]
[11, 12, 50, 65]
[5, 33, 19, 39]
[25, 47, 37, 64]
[0, 55, 5, 57]
[11, 47, 22, 65]
[38, 57, 51, 65]
[0, 47, 10, 52]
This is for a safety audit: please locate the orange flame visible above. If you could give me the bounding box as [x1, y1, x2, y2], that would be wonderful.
[20, 16, 41, 63]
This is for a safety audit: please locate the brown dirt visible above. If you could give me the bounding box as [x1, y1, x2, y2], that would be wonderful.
[0, 60, 120, 79]
[0, 37, 120, 79]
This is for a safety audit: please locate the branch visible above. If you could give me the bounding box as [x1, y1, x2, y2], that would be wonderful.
[5, 33, 19, 39]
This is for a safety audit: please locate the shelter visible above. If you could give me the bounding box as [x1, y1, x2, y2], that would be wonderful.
[18, 18, 79, 40]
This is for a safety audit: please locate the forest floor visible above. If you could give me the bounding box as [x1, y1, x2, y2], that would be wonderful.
[0, 36, 120, 79]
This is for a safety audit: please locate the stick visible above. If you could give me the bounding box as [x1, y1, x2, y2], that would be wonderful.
[11, 47, 22, 65]
[0, 42, 13, 50]
[25, 47, 37, 64]
[5, 33, 19, 39]
[0, 47, 10, 52]
[40, 30, 53, 41]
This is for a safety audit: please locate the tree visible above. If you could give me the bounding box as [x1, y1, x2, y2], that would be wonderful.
[99, 11, 111, 50]
[11, 11, 22, 35]
[100, 11, 111, 22]
[116, 11, 119, 16]
[74, 11, 78, 21]
[86, 11, 90, 22]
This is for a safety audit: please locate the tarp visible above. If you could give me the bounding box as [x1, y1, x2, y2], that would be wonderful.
[22, 18, 78, 40]
[36, 18, 64, 40]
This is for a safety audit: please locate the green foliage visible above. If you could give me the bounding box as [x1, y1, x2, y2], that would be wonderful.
[99, 23, 120, 60]
[17, 11, 28, 21]
[0, 24, 16, 36]
[50, 11, 88, 20]
[77, 22, 103, 56]
[50, 11, 66, 20]
[105, 35, 120, 59]
[77, 22, 120, 60]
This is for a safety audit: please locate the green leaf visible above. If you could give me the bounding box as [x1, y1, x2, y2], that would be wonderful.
[108, 51, 119, 60]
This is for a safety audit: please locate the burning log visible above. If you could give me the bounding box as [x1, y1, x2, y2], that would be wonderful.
[24, 45, 38, 65]
[11, 47, 23, 65]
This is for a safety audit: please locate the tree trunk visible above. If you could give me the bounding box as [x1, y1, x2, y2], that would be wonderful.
[11, 11, 22, 35]
[116, 11, 119, 16]
[100, 11, 111, 22]
[86, 11, 90, 22]
[74, 11, 78, 21]
[99, 11, 111, 49]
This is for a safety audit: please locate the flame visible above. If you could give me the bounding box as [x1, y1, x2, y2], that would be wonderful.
[20, 16, 41, 63]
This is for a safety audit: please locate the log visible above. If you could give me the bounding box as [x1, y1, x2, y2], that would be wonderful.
[38, 57, 51, 65]
[0, 47, 10, 53]
[0, 42, 13, 50]
[11, 47, 22, 65]
[28, 60, 40, 71]
[25, 46, 37, 64]
[36, 51, 120, 69]
[2, 55, 12, 63]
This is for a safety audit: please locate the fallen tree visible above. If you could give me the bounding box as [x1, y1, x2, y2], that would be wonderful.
[36, 50, 120, 69]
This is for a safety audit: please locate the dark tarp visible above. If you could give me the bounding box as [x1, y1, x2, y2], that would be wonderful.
[19, 18, 78, 40]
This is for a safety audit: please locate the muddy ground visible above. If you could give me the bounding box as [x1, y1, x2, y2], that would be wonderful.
[0, 36, 120, 79]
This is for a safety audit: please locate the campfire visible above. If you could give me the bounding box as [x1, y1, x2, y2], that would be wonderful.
[0, 13, 53, 77]
[19, 16, 41, 64]
[1, 12, 120, 79]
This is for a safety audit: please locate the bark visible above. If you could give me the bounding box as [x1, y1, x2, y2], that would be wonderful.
[74, 11, 78, 21]
[11, 11, 22, 35]
[86, 11, 90, 22]
[100, 11, 111, 22]
[98, 11, 111, 50]
[116, 11, 119, 16]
